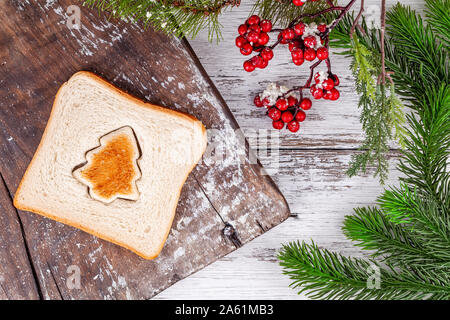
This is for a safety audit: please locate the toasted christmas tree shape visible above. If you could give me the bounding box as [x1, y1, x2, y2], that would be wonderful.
[73, 126, 141, 204]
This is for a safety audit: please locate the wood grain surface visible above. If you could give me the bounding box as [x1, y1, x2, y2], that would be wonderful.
[0, 0, 289, 299]
[153, 0, 424, 299]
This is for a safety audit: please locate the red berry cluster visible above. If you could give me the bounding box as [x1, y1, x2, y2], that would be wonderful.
[253, 70, 341, 132]
[236, 12, 330, 73]
[310, 71, 341, 100]
[254, 90, 312, 132]
[279, 22, 329, 67]
[235, 15, 274, 72]
[237, 0, 348, 133]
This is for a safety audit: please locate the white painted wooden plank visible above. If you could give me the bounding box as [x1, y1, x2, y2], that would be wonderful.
[154, 150, 401, 299]
[264, 150, 401, 214]
[154, 219, 370, 300]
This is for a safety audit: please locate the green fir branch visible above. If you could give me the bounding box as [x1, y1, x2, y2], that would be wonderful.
[279, 2, 450, 300]
[83, 0, 239, 41]
[378, 184, 450, 265]
[397, 84, 450, 206]
[388, 84, 407, 149]
[279, 241, 450, 299]
[424, 0, 450, 48]
[346, 35, 391, 183]
[330, 18, 406, 183]
[342, 207, 438, 267]
[386, 3, 447, 92]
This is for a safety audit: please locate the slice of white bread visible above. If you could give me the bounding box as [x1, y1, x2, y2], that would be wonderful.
[14, 71, 207, 259]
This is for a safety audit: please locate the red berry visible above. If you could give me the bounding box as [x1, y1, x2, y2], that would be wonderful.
[276, 99, 288, 111]
[294, 22, 305, 36]
[304, 36, 317, 49]
[287, 96, 298, 106]
[272, 120, 284, 130]
[323, 90, 332, 100]
[288, 40, 300, 52]
[287, 120, 300, 132]
[331, 74, 340, 86]
[260, 19, 272, 33]
[282, 28, 295, 40]
[304, 48, 316, 61]
[261, 48, 274, 61]
[293, 58, 304, 66]
[243, 60, 255, 72]
[322, 78, 334, 90]
[314, 72, 322, 84]
[268, 107, 281, 120]
[281, 111, 294, 123]
[258, 32, 269, 45]
[291, 48, 303, 60]
[278, 32, 289, 44]
[310, 85, 324, 99]
[249, 24, 261, 34]
[254, 95, 263, 107]
[247, 31, 259, 43]
[247, 15, 260, 25]
[250, 55, 267, 69]
[256, 57, 268, 69]
[316, 47, 329, 60]
[317, 24, 327, 33]
[240, 43, 253, 55]
[238, 24, 248, 36]
[295, 110, 306, 122]
[262, 97, 271, 106]
[235, 36, 247, 48]
[292, 0, 305, 6]
[250, 55, 259, 64]
[330, 88, 340, 100]
[300, 98, 312, 110]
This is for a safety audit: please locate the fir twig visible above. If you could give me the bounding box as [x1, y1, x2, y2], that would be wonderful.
[83, 0, 240, 41]
[279, 241, 450, 299]
[345, 33, 400, 183]
[424, 0, 450, 48]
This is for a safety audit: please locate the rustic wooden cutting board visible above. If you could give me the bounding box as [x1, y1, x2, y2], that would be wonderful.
[0, 0, 290, 299]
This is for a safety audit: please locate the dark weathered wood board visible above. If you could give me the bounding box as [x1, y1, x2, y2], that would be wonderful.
[0, 0, 290, 299]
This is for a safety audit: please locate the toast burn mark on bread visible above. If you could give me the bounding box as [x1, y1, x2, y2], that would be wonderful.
[73, 126, 142, 204]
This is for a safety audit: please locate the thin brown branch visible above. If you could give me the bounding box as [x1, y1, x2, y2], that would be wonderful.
[350, 0, 364, 38]
[268, 0, 357, 98]
[380, 0, 387, 84]
[357, 23, 366, 36]
[284, 59, 324, 96]
[326, 0, 358, 33]
[290, 5, 348, 27]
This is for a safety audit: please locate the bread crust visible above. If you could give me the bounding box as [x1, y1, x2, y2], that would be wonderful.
[13, 71, 207, 260]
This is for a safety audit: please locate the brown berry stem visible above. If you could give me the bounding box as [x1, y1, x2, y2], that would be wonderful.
[349, 0, 364, 38]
